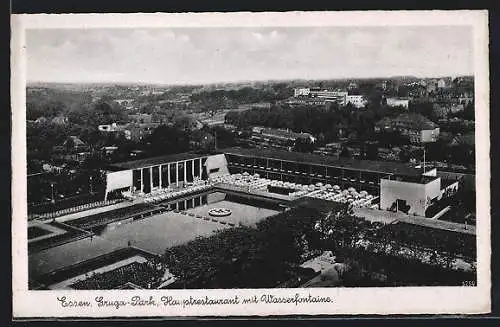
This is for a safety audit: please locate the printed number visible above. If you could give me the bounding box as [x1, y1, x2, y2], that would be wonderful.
[462, 280, 476, 286]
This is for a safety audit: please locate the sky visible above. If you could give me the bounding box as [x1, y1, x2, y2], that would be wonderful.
[26, 26, 473, 85]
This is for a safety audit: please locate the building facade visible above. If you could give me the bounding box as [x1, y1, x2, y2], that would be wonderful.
[374, 113, 440, 144]
[105, 147, 431, 200]
[346, 95, 367, 108]
[105, 153, 230, 199]
[380, 175, 441, 216]
[385, 97, 410, 109]
[293, 87, 348, 106]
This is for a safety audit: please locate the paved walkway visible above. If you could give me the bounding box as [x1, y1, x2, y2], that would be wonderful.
[354, 207, 476, 235]
[48, 255, 147, 290]
[51, 201, 135, 223]
[215, 183, 293, 201]
[28, 221, 67, 243]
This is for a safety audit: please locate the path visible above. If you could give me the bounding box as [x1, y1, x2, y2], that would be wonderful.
[49, 201, 135, 223]
[353, 207, 475, 235]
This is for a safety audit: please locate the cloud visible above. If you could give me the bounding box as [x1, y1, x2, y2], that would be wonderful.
[27, 26, 473, 84]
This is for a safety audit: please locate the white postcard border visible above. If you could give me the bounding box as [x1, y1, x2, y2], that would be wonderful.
[11, 11, 491, 318]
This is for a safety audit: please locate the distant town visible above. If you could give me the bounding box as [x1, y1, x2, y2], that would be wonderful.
[27, 75, 476, 290]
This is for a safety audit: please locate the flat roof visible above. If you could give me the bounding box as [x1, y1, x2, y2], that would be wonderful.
[108, 146, 429, 176]
[382, 175, 439, 184]
[223, 147, 423, 176]
[441, 178, 459, 188]
[107, 151, 214, 171]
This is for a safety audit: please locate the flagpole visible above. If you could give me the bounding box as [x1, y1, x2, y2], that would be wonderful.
[423, 145, 426, 174]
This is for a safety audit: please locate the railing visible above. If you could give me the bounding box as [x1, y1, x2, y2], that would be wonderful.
[214, 182, 292, 201]
[28, 199, 123, 221]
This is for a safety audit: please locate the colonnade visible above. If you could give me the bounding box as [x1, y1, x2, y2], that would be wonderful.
[134, 157, 204, 193]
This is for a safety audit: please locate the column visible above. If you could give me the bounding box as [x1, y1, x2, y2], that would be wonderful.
[199, 158, 203, 178]
[167, 163, 171, 186]
[150, 166, 153, 191]
[140, 168, 144, 192]
[192, 198, 195, 208]
[159, 165, 163, 188]
[184, 161, 187, 185]
[191, 159, 195, 180]
[176, 162, 179, 186]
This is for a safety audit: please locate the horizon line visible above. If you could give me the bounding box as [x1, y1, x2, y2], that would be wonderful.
[27, 74, 474, 87]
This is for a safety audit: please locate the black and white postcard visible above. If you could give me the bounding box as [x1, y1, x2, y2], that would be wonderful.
[11, 11, 490, 317]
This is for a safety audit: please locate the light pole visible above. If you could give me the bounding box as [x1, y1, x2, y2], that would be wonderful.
[89, 176, 94, 195]
[50, 183, 55, 204]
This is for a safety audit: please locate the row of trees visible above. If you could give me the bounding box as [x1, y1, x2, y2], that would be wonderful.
[161, 196, 475, 288]
[225, 103, 407, 144]
[162, 202, 336, 288]
[190, 85, 293, 111]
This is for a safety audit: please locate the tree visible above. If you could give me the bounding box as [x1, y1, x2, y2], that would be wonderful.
[293, 137, 316, 153]
[145, 125, 190, 156]
[339, 147, 351, 158]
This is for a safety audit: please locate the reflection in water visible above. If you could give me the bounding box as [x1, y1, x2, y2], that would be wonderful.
[94, 191, 283, 238]
[43, 191, 284, 262]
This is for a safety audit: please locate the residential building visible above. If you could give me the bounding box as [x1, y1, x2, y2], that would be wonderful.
[347, 82, 359, 91]
[432, 104, 450, 119]
[51, 116, 68, 125]
[35, 116, 49, 124]
[385, 97, 410, 109]
[129, 113, 153, 124]
[51, 136, 91, 163]
[127, 123, 160, 141]
[449, 133, 475, 148]
[294, 88, 311, 97]
[346, 95, 367, 108]
[437, 79, 447, 89]
[293, 87, 348, 106]
[426, 81, 437, 93]
[98, 123, 132, 140]
[237, 102, 272, 110]
[374, 113, 440, 144]
[250, 127, 315, 150]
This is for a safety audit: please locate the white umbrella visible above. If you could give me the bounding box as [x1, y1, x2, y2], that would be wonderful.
[253, 173, 260, 178]
[348, 187, 356, 193]
[333, 185, 340, 190]
[243, 172, 249, 176]
[316, 182, 323, 187]
[325, 184, 332, 189]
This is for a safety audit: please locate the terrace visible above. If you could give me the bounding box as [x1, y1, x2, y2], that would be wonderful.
[125, 177, 213, 204]
[223, 146, 423, 176]
[210, 172, 378, 209]
[383, 175, 439, 184]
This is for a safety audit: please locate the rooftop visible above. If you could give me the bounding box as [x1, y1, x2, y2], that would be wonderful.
[441, 178, 459, 188]
[108, 147, 434, 176]
[451, 133, 475, 147]
[376, 113, 438, 130]
[223, 147, 424, 176]
[107, 151, 212, 171]
[382, 175, 439, 184]
[260, 128, 313, 139]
